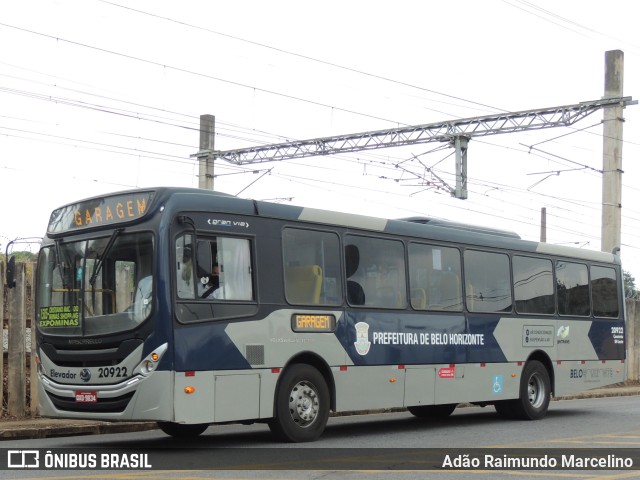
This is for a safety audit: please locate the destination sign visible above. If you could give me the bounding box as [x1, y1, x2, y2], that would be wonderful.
[39, 305, 79, 327]
[291, 314, 336, 333]
[48, 191, 155, 234]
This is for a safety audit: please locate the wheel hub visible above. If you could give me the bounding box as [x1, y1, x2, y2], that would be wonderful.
[289, 380, 319, 428]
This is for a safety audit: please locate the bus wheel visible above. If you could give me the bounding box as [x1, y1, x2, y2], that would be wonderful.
[512, 360, 551, 420]
[157, 421, 208, 438]
[269, 364, 329, 443]
[408, 404, 457, 418]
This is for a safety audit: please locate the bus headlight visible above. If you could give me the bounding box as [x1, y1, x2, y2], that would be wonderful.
[134, 343, 168, 377]
[142, 360, 156, 374]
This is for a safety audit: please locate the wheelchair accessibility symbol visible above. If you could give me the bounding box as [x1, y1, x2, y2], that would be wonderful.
[492, 375, 503, 394]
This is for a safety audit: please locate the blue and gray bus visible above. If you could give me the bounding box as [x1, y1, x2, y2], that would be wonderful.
[32, 187, 625, 442]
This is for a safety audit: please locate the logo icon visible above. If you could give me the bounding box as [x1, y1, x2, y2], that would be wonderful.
[557, 326, 570, 339]
[80, 369, 91, 382]
[7, 450, 39, 469]
[354, 322, 371, 355]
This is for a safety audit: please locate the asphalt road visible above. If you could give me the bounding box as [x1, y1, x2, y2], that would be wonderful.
[3, 396, 640, 479]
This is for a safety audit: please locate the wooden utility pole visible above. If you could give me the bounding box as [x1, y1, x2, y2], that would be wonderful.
[601, 50, 624, 255]
[197, 114, 215, 190]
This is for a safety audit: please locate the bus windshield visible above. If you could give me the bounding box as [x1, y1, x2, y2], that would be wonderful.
[36, 232, 154, 337]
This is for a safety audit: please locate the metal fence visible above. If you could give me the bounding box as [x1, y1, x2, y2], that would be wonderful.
[2, 260, 639, 418]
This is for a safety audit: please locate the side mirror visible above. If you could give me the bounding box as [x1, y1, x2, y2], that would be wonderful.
[6, 255, 16, 289]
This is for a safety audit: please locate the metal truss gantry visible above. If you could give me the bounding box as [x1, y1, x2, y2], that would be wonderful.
[204, 96, 635, 199]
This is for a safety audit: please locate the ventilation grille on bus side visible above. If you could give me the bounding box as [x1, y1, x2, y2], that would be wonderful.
[245, 345, 265, 366]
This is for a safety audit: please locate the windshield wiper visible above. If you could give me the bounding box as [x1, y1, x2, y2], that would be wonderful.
[89, 228, 122, 286]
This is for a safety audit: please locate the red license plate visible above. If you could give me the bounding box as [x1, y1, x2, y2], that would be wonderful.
[75, 391, 97, 403]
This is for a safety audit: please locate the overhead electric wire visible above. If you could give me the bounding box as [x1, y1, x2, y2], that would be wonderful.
[2, 8, 637, 256]
[0, 22, 413, 127]
[97, 0, 506, 114]
[4, 79, 637, 231]
[509, 0, 640, 51]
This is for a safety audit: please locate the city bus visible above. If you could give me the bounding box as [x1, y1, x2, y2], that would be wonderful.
[31, 187, 626, 442]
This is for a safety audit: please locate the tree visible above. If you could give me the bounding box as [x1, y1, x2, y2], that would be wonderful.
[624, 270, 638, 299]
[0, 251, 37, 262]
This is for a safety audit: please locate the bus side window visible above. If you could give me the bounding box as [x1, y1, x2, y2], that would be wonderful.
[408, 243, 462, 311]
[591, 266, 619, 317]
[513, 256, 554, 314]
[557, 261, 590, 316]
[464, 250, 512, 313]
[282, 228, 341, 306]
[345, 235, 406, 309]
[345, 244, 365, 306]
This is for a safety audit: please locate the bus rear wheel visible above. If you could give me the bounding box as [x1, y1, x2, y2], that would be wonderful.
[408, 404, 457, 418]
[496, 360, 550, 420]
[269, 364, 329, 443]
[157, 421, 209, 438]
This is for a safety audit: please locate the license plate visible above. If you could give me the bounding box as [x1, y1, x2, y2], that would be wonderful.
[75, 391, 97, 403]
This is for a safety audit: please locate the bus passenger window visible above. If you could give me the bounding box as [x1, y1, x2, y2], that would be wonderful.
[557, 261, 590, 316]
[513, 256, 554, 314]
[344, 235, 406, 309]
[464, 250, 512, 313]
[345, 244, 365, 305]
[408, 243, 462, 311]
[282, 228, 341, 306]
[591, 266, 619, 318]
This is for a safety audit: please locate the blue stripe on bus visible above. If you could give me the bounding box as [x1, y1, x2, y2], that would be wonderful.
[340, 311, 506, 365]
[174, 324, 251, 371]
[588, 319, 626, 359]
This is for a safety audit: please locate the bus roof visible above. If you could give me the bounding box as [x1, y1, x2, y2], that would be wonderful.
[46, 186, 619, 266]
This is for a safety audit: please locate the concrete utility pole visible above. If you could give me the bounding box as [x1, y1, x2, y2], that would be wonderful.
[196, 114, 215, 190]
[454, 136, 469, 200]
[540, 207, 547, 243]
[601, 50, 624, 255]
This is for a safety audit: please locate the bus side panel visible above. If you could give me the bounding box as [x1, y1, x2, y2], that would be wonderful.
[333, 365, 406, 411]
[588, 318, 626, 360]
[173, 371, 215, 423]
[404, 366, 436, 406]
[553, 360, 625, 397]
[128, 371, 175, 420]
[433, 364, 520, 404]
[492, 318, 559, 362]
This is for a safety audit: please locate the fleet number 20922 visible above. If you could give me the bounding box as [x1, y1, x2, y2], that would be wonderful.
[98, 367, 128, 378]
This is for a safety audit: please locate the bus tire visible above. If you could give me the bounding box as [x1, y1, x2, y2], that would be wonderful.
[512, 360, 551, 420]
[157, 421, 208, 438]
[269, 364, 329, 443]
[408, 404, 457, 418]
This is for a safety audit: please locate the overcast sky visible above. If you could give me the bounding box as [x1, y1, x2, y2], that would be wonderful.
[1, 0, 639, 278]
